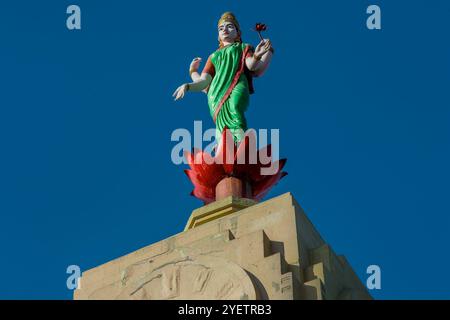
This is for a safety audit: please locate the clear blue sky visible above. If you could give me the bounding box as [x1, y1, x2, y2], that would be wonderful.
[0, 0, 449, 299]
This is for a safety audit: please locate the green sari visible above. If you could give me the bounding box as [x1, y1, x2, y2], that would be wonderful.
[207, 42, 252, 142]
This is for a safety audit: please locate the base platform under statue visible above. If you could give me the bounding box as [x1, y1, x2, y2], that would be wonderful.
[74, 192, 371, 300]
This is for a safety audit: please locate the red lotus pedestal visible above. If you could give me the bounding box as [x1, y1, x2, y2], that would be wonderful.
[184, 128, 288, 204]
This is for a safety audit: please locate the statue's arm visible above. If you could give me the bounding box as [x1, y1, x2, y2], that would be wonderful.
[190, 70, 200, 82]
[186, 57, 201, 83]
[190, 69, 209, 94]
[173, 56, 214, 101]
[245, 39, 274, 77]
[173, 73, 212, 101]
[190, 70, 201, 82]
[187, 73, 212, 92]
[250, 51, 273, 77]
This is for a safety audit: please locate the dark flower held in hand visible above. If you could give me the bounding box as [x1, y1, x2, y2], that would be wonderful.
[254, 23, 267, 41]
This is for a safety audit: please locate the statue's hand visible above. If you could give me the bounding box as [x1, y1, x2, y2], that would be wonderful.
[172, 84, 189, 101]
[189, 57, 202, 73]
[254, 38, 272, 59]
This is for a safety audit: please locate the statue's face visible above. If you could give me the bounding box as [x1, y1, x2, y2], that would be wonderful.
[218, 21, 238, 43]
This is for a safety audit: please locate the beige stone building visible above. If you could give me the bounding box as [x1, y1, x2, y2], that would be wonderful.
[74, 192, 372, 300]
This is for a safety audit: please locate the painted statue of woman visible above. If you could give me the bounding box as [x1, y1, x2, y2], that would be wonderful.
[173, 12, 274, 142]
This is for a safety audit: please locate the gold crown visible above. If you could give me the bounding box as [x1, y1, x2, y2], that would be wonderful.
[217, 12, 240, 31]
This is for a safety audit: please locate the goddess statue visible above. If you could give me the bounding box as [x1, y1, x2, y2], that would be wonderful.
[173, 12, 274, 142]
